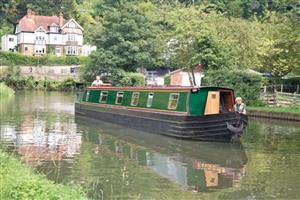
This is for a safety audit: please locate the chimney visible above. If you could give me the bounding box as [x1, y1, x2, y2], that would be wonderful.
[59, 12, 64, 28]
[27, 9, 34, 18]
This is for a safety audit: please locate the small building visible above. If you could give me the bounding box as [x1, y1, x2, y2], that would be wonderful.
[170, 64, 204, 86]
[82, 44, 97, 56]
[144, 69, 170, 86]
[1, 34, 17, 52]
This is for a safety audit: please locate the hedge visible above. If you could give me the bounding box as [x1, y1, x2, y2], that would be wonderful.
[0, 51, 90, 66]
[202, 69, 264, 105]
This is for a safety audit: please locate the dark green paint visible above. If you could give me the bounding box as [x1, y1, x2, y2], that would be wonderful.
[82, 87, 233, 116]
[83, 90, 188, 112]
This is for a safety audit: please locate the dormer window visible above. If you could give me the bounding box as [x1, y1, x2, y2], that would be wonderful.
[49, 26, 59, 33]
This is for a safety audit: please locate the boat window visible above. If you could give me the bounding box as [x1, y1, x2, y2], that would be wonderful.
[168, 93, 180, 110]
[147, 93, 154, 107]
[99, 91, 108, 103]
[115, 92, 124, 104]
[131, 92, 139, 106]
[85, 91, 90, 101]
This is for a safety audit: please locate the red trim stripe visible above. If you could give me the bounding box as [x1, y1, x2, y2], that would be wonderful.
[80, 102, 188, 116]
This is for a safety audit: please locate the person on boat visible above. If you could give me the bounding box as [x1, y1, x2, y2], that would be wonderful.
[234, 97, 246, 114]
[91, 76, 103, 86]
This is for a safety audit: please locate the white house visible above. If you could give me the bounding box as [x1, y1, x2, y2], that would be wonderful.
[82, 44, 97, 56]
[14, 9, 84, 56]
[1, 34, 17, 52]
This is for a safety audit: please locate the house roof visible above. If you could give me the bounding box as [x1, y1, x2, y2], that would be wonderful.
[18, 15, 65, 32]
[170, 64, 203, 75]
[16, 9, 83, 33]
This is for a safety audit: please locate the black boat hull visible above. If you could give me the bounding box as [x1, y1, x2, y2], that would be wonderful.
[75, 102, 248, 142]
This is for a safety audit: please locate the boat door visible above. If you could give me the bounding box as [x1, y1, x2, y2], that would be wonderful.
[204, 91, 220, 115]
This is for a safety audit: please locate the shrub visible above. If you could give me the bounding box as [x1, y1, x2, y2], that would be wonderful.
[164, 75, 170, 85]
[0, 51, 90, 66]
[202, 69, 264, 105]
[118, 72, 145, 86]
[0, 82, 14, 98]
[0, 151, 88, 200]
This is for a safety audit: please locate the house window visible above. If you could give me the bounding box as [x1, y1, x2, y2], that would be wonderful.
[85, 91, 90, 101]
[147, 93, 154, 108]
[66, 46, 77, 55]
[25, 47, 28, 51]
[99, 91, 108, 103]
[68, 34, 76, 41]
[168, 93, 180, 110]
[9, 38, 14, 42]
[55, 47, 61, 54]
[131, 92, 139, 106]
[115, 92, 124, 104]
[50, 26, 59, 33]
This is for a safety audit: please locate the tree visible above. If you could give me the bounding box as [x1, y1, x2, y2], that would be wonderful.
[89, 2, 164, 73]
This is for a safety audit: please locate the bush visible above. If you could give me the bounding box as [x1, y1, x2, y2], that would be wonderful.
[0, 151, 88, 200]
[164, 75, 170, 85]
[2, 66, 76, 91]
[118, 72, 145, 86]
[202, 69, 264, 105]
[0, 51, 90, 66]
[0, 82, 14, 98]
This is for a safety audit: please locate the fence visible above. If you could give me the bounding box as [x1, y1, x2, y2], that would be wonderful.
[262, 84, 300, 94]
[261, 91, 300, 107]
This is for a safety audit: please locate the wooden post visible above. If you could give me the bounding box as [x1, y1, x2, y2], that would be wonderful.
[264, 86, 267, 93]
[297, 84, 299, 94]
[281, 84, 283, 92]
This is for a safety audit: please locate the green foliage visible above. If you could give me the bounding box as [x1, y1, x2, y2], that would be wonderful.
[89, 1, 164, 73]
[0, 82, 14, 98]
[203, 69, 264, 105]
[0, 52, 90, 66]
[164, 75, 170, 85]
[3, 66, 76, 91]
[118, 72, 145, 86]
[0, 151, 88, 200]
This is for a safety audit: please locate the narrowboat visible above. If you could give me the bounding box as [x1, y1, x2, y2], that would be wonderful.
[75, 85, 248, 142]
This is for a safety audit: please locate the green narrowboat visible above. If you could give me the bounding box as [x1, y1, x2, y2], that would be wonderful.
[75, 85, 248, 142]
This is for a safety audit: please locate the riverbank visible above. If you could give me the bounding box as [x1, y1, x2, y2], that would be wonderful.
[248, 106, 300, 121]
[0, 82, 14, 98]
[0, 150, 88, 200]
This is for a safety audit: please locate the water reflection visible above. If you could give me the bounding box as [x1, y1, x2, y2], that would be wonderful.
[1, 92, 299, 199]
[1, 115, 81, 164]
[81, 118, 247, 192]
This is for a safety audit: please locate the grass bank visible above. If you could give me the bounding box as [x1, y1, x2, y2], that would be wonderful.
[248, 106, 300, 116]
[0, 150, 88, 200]
[0, 82, 14, 98]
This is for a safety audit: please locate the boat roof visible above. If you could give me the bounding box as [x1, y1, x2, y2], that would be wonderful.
[86, 85, 233, 92]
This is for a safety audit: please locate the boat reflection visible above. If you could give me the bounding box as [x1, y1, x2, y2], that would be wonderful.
[76, 116, 248, 192]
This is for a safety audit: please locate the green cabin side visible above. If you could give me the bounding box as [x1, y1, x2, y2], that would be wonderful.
[80, 87, 234, 116]
[82, 89, 188, 113]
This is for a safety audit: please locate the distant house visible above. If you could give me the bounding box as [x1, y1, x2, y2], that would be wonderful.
[144, 69, 170, 86]
[170, 64, 204, 86]
[82, 44, 97, 56]
[1, 34, 17, 52]
[13, 9, 85, 56]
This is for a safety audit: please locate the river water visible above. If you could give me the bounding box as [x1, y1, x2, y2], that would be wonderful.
[0, 91, 299, 200]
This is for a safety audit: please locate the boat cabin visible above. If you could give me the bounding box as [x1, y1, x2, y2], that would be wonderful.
[80, 86, 235, 116]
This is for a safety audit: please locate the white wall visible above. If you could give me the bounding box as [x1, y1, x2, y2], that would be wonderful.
[18, 32, 35, 44]
[181, 72, 204, 86]
[81, 44, 96, 56]
[1, 35, 17, 51]
[48, 34, 64, 45]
